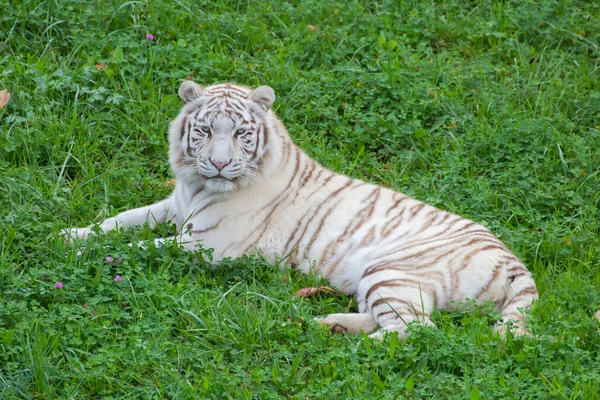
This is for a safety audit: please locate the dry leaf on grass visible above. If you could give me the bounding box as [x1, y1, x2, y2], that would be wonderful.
[161, 179, 178, 186]
[596, 310, 600, 321]
[295, 286, 342, 298]
[307, 24, 317, 32]
[0, 90, 10, 109]
[95, 63, 107, 70]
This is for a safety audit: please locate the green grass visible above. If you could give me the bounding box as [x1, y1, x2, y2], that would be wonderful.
[1, 0, 600, 398]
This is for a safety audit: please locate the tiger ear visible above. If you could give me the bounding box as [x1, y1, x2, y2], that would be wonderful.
[179, 81, 205, 104]
[250, 86, 275, 110]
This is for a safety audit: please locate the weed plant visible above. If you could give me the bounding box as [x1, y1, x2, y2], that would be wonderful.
[1, 0, 599, 398]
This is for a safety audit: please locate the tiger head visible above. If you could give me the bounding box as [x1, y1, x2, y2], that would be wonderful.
[170, 81, 276, 193]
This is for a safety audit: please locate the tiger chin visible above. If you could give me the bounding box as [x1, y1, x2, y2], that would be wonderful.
[62, 81, 539, 340]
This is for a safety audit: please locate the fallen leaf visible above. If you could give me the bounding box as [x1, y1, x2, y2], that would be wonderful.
[295, 286, 342, 298]
[95, 63, 107, 70]
[307, 24, 317, 32]
[0, 90, 10, 109]
[596, 310, 600, 321]
[162, 179, 177, 186]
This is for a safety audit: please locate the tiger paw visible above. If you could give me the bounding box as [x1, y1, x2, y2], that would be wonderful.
[314, 313, 378, 335]
[126, 237, 174, 250]
[60, 227, 93, 243]
[368, 330, 386, 341]
[314, 316, 349, 335]
[493, 323, 532, 338]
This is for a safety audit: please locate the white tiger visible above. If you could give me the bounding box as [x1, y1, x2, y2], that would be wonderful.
[62, 81, 538, 339]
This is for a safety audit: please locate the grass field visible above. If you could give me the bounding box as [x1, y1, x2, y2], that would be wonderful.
[1, 0, 600, 398]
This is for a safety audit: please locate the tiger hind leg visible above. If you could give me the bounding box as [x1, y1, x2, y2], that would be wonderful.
[494, 263, 538, 337]
[314, 313, 378, 335]
[367, 287, 436, 341]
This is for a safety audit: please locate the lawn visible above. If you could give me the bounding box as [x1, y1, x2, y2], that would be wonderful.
[1, 0, 599, 398]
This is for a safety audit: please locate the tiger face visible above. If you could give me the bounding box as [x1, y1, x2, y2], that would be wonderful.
[172, 81, 275, 193]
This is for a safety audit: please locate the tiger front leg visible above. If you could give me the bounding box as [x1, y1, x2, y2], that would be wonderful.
[61, 198, 173, 242]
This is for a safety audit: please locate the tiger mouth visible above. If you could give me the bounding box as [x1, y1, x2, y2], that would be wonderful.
[206, 174, 239, 182]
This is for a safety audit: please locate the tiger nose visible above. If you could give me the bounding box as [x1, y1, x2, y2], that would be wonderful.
[210, 158, 231, 171]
